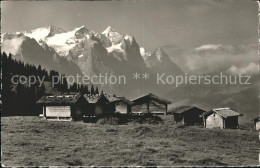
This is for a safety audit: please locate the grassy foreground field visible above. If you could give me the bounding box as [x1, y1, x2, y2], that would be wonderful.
[1, 116, 259, 166]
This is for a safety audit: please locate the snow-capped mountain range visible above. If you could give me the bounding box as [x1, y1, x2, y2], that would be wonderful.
[2, 25, 183, 96]
[2, 25, 183, 76]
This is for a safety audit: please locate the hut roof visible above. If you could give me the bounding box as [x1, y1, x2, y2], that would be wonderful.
[104, 94, 120, 102]
[111, 96, 133, 105]
[83, 93, 117, 103]
[201, 107, 243, 118]
[36, 93, 82, 105]
[132, 93, 171, 104]
[168, 105, 205, 114]
[252, 116, 260, 122]
[84, 94, 107, 103]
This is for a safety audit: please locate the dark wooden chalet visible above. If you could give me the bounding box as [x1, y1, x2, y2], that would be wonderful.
[252, 116, 260, 130]
[36, 93, 87, 121]
[169, 106, 205, 125]
[131, 93, 171, 115]
[200, 107, 243, 129]
[83, 93, 113, 116]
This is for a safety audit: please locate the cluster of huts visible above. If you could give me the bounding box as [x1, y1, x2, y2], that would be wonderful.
[37, 92, 259, 130]
[37, 93, 169, 119]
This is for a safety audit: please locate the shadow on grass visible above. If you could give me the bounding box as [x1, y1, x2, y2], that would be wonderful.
[86, 113, 164, 125]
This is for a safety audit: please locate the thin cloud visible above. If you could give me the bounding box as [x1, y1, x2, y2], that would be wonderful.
[227, 63, 259, 75]
[185, 44, 258, 74]
[195, 44, 222, 51]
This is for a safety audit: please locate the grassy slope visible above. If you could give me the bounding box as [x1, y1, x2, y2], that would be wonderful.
[1, 116, 259, 166]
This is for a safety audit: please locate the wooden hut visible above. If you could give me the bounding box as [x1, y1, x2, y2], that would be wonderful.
[200, 107, 243, 129]
[83, 93, 111, 116]
[169, 106, 205, 125]
[36, 93, 87, 121]
[131, 93, 171, 115]
[103, 94, 120, 113]
[252, 116, 260, 130]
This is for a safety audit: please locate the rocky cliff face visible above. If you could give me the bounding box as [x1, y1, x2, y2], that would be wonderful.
[144, 47, 183, 75]
[2, 32, 82, 76]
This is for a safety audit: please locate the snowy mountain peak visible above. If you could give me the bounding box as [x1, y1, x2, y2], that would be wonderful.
[24, 27, 51, 43]
[74, 25, 88, 31]
[102, 26, 115, 35]
[140, 47, 152, 60]
[21, 25, 66, 44]
[47, 25, 66, 37]
[74, 26, 89, 39]
[140, 47, 146, 56]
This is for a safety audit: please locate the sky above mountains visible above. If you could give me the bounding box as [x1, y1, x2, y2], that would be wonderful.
[1, 0, 258, 74]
